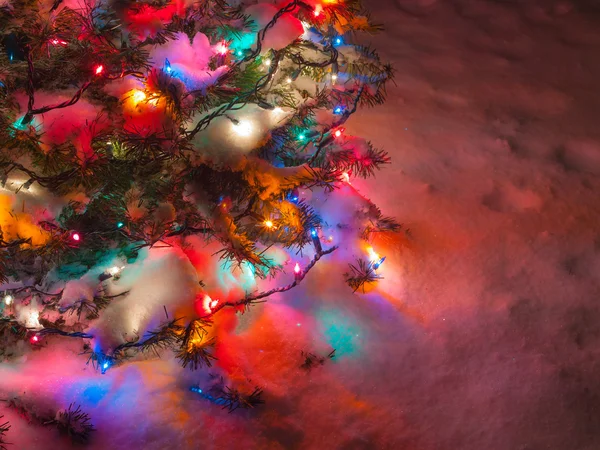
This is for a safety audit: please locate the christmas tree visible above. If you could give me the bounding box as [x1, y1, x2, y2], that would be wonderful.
[0, 0, 396, 444]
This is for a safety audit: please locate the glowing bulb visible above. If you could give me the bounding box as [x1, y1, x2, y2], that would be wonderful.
[232, 120, 252, 137]
[367, 246, 379, 262]
[215, 42, 228, 55]
[331, 74, 338, 82]
[108, 266, 122, 276]
[4, 294, 13, 305]
[286, 77, 292, 84]
[117, 222, 124, 228]
[298, 133, 306, 141]
[236, 49, 243, 57]
[210, 299, 219, 310]
[264, 59, 271, 67]
[30, 335, 39, 343]
[341, 172, 351, 183]
[71, 232, 80, 242]
[314, 4, 322, 16]
[94, 65, 104, 76]
[132, 90, 146, 104]
[103, 362, 109, 369]
[264, 220, 274, 229]
[334, 106, 343, 114]
[334, 37, 342, 46]
[311, 229, 317, 237]
[334, 129, 342, 138]
[165, 58, 172, 73]
[294, 262, 301, 274]
[272, 107, 283, 115]
[51, 38, 59, 45]
[373, 257, 386, 270]
[328, 235, 334, 242]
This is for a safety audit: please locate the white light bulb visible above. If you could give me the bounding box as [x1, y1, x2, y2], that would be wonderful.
[331, 74, 338, 82]
[232, 120, 252, 137]
[4, 294, 13, 305]
[108, 266, 122, 276]
[367, 246, 380, 263]
[264, 59, 271, 67]
[286, 77, 292, 84]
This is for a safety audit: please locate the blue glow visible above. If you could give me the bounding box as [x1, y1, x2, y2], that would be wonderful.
[236, 50, 243, 57]
[334, 106, 343, 114]
[311, 229, 317, 237]
[298, 133, 306, 141]
[101, 361, 110, 374]
[334, 37, 343, 46]
[164, 58, 172, 73]
[9, 53, 13, 62]
[116, 222, 124, 228]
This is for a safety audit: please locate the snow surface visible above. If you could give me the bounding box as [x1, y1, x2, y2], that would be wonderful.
[3, 0, 600, 448]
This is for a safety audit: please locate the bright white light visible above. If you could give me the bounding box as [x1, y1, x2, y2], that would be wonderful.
[286, 77, 292, 84]
[264, 59, 271, 67]
[132, 90, 146, 104]
[4, 294, 13, 305]
[331, 74, 338, 82]
[367, 246, 380, 263]
[232, 120, 252, 137]
[272, 107, 284, 115]
[108, 266, 122, 276]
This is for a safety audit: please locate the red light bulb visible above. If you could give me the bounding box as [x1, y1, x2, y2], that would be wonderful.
[294, 262, 301, 274]
[94, 65, 104, 76]
[72, 232, 80, 242]
[30, 335, 39, 343]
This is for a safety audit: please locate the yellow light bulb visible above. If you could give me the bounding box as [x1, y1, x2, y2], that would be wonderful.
[132, 90, 146, 104]
[264, 220, 274, 229]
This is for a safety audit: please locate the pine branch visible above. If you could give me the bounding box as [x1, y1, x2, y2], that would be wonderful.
[0, 416, 10, 450]
[344, 258, 382, 293]
[204, 244, 338, 317]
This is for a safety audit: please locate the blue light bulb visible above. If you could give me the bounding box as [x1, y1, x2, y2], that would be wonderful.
[164, 58, 172, 73]
[311, 229, 317, 237]
[334, 106, 343, 114]
[117, 222, 124, 228]
[373, 256, 386, 270]
[334, 37, 342, 46]
[298, 133, 306, 141]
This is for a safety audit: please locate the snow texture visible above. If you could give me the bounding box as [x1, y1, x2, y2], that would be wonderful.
[3, 0, 600, 448]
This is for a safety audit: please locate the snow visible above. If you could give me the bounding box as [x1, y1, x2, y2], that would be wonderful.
[3, 0, 600, 448]
[149, 32, 229, 91]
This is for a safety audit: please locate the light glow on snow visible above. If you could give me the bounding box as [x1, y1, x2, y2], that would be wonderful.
[231, 120, 253, 137]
